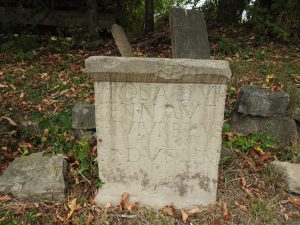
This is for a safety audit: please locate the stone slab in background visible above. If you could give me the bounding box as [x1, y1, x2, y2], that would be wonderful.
[231, 112, 298, 145]
[169, 8, 210, 59]
[72, 101, 95, 130]
[111, 24, 134, 57]
[86, 56, 231, 209]
[0, 152, 66, 201]
[237, 85, 290, 117]
[271, 161, 300, 194]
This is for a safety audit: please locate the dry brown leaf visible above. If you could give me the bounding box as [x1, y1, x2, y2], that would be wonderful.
[234, 201, 248, 212]
[0, 195, 12, 202]
[57, 214, 65, 222]
[186, 207, 203, 215]
[86, 213, 94, 225]
[1, 116, 17, 127]
[241, 186, 254, 198]
[126, 203, 138, 211]
[246, 158, 258, 172]
[181, 210, 189, 223]
[162, 205, 175, 216]
[287, 198, 300, 205]
[241, 176, 247, 187]
[120, 192, 129, 210]
[0, 216, 8, 222]
[223, 201, 230, 221]
[18, 142, 32, 149]
[213, 218, 220, 225]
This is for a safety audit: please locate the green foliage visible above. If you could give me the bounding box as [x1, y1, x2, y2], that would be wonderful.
[72, 137, 91, 173]
[222, 122, 230, 133]
[39, 110, 97, 175]
[251, 201, 268, 216]
[0, 35, 39, 61]
[217, 38, 236, 55]
[248, 0, 300, 40]
[224, 124, 277, 152]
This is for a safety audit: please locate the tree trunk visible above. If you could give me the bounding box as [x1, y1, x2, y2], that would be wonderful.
[87, 0, 99, 38]
[144, 0, 154, 33]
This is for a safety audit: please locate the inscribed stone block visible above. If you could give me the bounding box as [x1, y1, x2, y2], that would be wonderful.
[86, 56, 231, 209]
[169, 8, 210, 59]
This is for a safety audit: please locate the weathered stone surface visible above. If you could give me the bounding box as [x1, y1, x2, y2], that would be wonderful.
[72, 101, 95, 130]
[169, 8, 210, 59]
[271, 161, 300, 194]
[293, 106, 300, 123]
[297, 122, 300, 140]
[111, 24, 134, 57]
[86, 57, 231, 83]
[237, 85, 290, 117]
[86, 56, 231, 209]
[0, 152, 66, 201]
[231, 112, 298, 145]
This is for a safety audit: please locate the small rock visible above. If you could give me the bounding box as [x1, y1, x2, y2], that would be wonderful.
[237, 85, 290, 117]
[0, 152, 66, 201]
[72, 101, 95, 130]
[271, 161, 300, 194]
[231, 112, 298, 145]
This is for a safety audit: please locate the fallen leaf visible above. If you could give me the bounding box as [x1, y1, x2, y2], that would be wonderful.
[162, 205, 175, 216]
[120, 192, 129, 210]
[65, 198, 77, 221]
[234, 201, 248, 212]
[181, 210, 189, 223]
[223, 201, 230, 220]
[241, 176, 247, 187]
[86, 213, 94, 225]
[1, 116, 17, 127]
[126, 203, 138, 211]
[254, 146, 264, 155]
[0, 195, 12, 202]
[241, 186, 254, 198]
[186, 207, 203, 214]
[286, 198, 300, 205]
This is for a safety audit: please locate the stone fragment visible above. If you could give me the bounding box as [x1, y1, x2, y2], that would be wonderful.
[271, 161, 300, 194]
[86, 56, 231, 209]
[72, 101, 95, 130]
[111, 24, 134, 57]
[231, 112, 298, 145]
[237, 85, 290, 117]
[169, 8, 210, 59]
[0, 152, 66, 201]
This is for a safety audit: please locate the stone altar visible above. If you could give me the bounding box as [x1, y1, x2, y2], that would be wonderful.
[86, 56, 231, 209]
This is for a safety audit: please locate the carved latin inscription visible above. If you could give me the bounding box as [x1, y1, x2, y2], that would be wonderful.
[88, 56, 231, 209]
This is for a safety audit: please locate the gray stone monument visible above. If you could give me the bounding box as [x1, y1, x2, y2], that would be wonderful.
[86, 56, 231, 209]
[169, 8, 211, 59]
